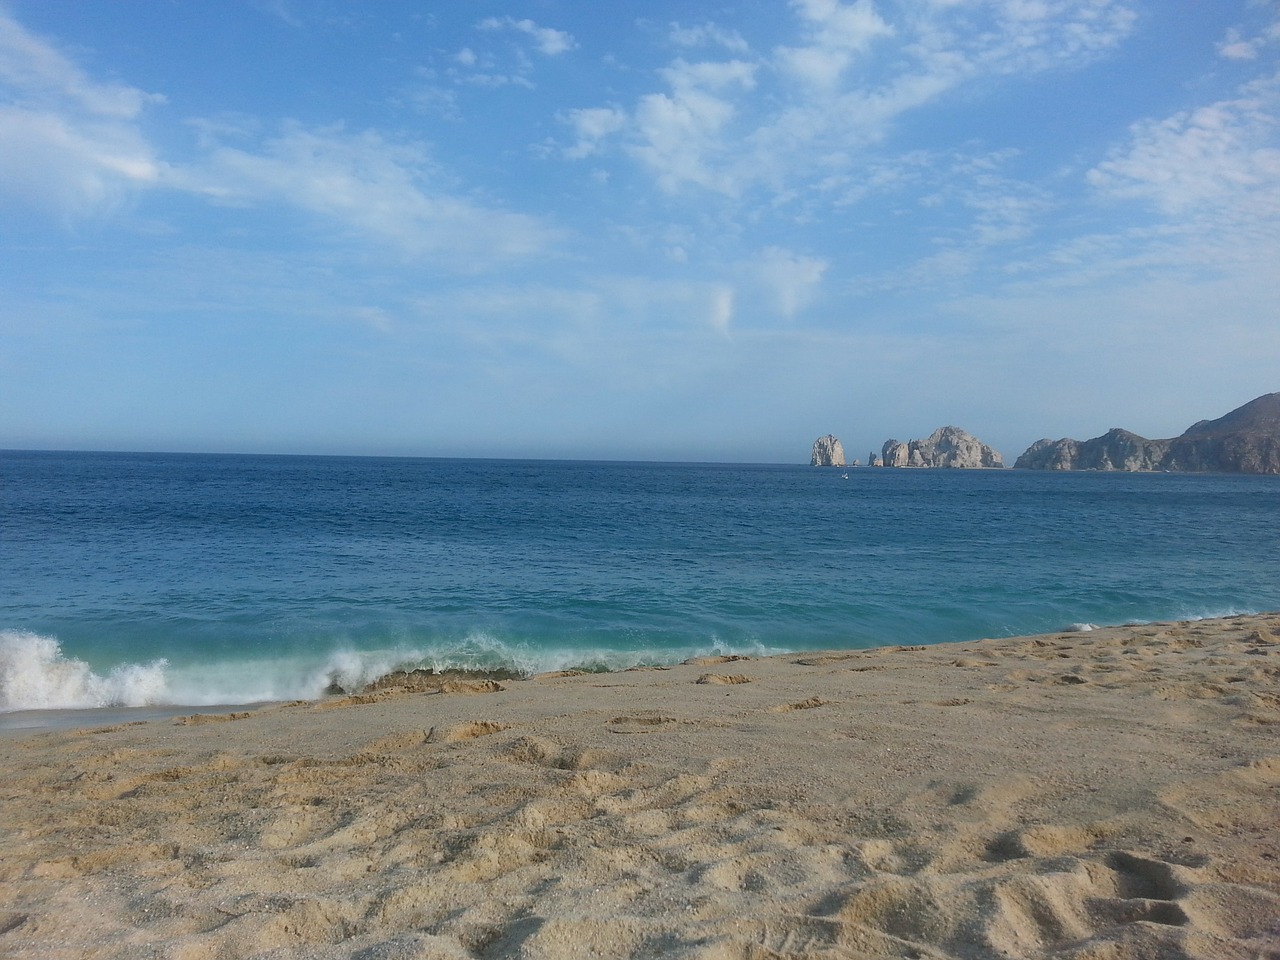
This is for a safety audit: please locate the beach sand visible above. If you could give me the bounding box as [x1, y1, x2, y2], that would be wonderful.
[2, 615, 1278, 959]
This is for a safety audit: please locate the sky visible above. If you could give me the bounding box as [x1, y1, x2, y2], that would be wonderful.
[1, 1, 1278, 463]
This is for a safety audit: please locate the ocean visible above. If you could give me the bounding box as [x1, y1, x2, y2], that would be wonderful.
[3, 450, 1278, 720]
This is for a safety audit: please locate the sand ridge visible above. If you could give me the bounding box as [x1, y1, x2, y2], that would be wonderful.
[1, 614, 1278, 959]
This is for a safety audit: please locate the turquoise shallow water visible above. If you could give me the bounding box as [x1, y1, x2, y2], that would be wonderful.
[2, 450, 1278, 712]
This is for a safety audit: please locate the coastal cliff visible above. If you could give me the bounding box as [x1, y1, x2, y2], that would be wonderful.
[1015, 392, 1280, 474]
[881, 426, 1003, 469]
[1015, 429, 1166, 472]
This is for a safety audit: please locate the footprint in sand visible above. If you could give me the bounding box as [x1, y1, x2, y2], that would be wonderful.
[791, 652, 862, 666]
[173, 712, 253, 725]
[503, 735, 608, 771]
[359, 729, 434, 754]
[439, 679, 505, 695]
[608, 715, 679, 734]
[440, 721, 508, 742]
[683, 654, 755, 666]
[768, 696, 830, 713]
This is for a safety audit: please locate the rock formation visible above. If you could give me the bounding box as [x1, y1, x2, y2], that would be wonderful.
[810, 435, 845, 467]
[1014, 429, 1165, 472]
[1015, 393, 1280, 474]
[881, 426, 1003, 469]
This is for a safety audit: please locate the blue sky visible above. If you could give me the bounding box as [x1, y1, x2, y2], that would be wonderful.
[1, 1, 1277, 462]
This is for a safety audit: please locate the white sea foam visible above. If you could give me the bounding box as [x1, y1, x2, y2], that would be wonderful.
[0, 630, 170, 711]
[1, 628, 789, 712]
[1060, 607, 1257, 636]
[308, 631, 789, 690]
[1179, 606, 1253, 622]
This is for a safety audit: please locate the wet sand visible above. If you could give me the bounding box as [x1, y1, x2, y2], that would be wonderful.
[2, 614, 1278, 959]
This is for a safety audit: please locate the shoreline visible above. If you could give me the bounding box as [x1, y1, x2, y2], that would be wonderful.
[2, 613, 1262, 735]
[2, 613, 1278, 958]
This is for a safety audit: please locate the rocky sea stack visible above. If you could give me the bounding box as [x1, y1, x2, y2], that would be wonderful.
[1015, 392, 1280, 474]
[810, 435, 845, 467]
[881, 426, 1003, 469]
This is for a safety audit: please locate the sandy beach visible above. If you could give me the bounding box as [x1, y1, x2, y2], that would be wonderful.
[2, 614, 1278, 960]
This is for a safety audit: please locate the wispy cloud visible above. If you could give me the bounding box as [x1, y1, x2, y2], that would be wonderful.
[776, 0, 894, 90]
[0, 10, 559, 267]
[1217, 8, 1280, 61]
[562, 0, 1137, 202]
[747, 246, 829, 320]
[0, 9, 164, 218]
[430, 16, 576, 92]
[562, 106, 629, 159]
[174, 122, 561, 265]
[669, 22, 751, 54]
[1087, 73, 1280, 219]
[250, 0, 303, 29]
[477, 16, 576, 57]
[628, 58, 759, 194]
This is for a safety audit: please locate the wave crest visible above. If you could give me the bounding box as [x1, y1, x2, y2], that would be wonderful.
[1, 629, 787, 712]
[1, 630, 170, 711]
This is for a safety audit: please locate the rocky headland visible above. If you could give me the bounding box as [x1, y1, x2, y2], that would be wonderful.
[1015, 429, 1165, 472]
[1015, 392, 1280, 474]
[882, 426, 1004, 469]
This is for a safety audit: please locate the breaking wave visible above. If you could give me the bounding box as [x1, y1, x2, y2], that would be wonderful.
[0, 628, 786, 713]
[4, 602, 1257, 713]
[0, 631, 170, 712]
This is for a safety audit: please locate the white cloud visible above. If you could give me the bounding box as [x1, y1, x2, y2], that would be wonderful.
[1219, 29, 1260, 61]
[403, 82, 460, 121]
[562, 106, 629, 159]
[630, 87, 741, 194]
[618, 59, 759, 195]
[453, 69, 534, 90]
[561, 61, 758, 178]
[175, 122, 560, 265]
[1002, 73, 1280, 308]
[0, 9, 164, 218]
[0, 9, 559, 266]
[1087, 75, 1280, 218]
[710, 285, 735, 334]
[439, 44, 534, 90]
[564, 0, 1137, 200]
[943, 155, 1053, 250]
[477, 16, 576, 57]
[907, 0, 1136, 79]
[660, 58, 758, 93]
[749, 246, 828, 319]
[776, 0, 894, 89]
[441, 17, 575, 90]
[669, 22, 751, 54]
[0, 11, 161, 117]
[1217, 12, 1280, 61]
[943, 74, 1280, 354]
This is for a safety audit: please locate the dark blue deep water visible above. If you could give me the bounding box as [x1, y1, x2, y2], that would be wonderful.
[3, 450, 1278, 711]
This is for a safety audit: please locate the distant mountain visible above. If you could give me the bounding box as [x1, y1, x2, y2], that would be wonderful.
[1015, 393, 1280, 474]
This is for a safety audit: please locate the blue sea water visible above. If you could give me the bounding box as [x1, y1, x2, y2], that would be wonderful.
[2, 450, 1278, 715]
